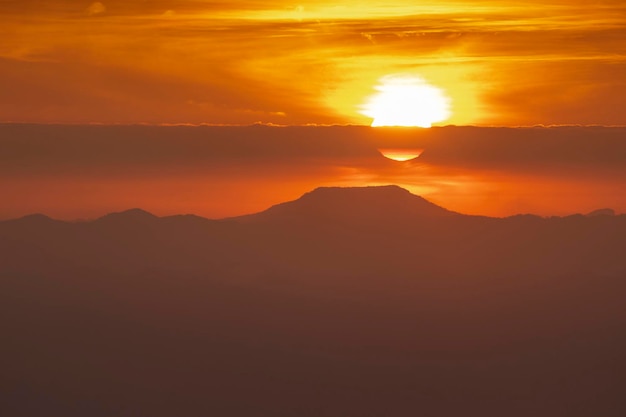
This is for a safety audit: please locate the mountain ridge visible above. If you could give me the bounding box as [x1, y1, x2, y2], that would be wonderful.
[0, 185, 622, 224]
[2, 186, 625, 417]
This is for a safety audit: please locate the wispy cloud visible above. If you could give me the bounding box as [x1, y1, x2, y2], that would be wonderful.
[86, 2, 106, 16]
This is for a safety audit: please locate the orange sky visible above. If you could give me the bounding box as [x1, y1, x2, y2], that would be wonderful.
[2, 2, 625, 219]
[2, 0, 626, 126]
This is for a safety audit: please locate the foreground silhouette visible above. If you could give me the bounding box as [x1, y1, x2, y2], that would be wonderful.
[2, 186, 625, 416]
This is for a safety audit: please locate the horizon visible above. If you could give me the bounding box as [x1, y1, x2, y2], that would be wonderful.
[2, 124, 625, 220]
[2, 184, 623, 223]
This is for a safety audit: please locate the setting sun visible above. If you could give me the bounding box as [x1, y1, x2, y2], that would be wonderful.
[360, 75, 451, 127]
[2, 1, 626, 415]
[378, 148, 424, 161]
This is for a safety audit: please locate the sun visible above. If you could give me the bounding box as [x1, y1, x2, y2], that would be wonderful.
[360, 75, 451, 127]
[378, 148, 424, 162]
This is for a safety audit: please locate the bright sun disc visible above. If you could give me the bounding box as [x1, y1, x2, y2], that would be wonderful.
[378, 148, 424, 162]
[360, 75, 451, 127]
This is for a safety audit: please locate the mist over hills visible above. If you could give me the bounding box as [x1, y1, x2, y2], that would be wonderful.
[2, 186, 625, 417]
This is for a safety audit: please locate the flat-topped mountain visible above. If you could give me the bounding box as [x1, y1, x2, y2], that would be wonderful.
[237, 185, 458, 225]
[2, 186, 625, 417]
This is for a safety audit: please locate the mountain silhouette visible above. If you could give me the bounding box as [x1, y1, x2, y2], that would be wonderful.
[1, 186, 625, 417]
[239, 185, 457, 223]
[5, 212, 64, 229]
[586, 207, 616, 217]
[94, 208, 158, 224]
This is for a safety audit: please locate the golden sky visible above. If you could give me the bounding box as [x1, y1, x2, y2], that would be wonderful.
[2, 0, 626, 125]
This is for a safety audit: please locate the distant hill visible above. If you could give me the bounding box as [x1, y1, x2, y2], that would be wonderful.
[1, 186, 625, 417]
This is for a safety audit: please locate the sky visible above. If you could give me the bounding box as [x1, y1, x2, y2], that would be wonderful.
[1, 2, 625, 219]
[2, 0, 626, 126]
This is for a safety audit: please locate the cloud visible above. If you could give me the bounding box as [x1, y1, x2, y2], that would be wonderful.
[86, 2, 106, 16]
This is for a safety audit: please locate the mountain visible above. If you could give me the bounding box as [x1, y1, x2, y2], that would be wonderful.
[93, 208, 159, 225]
[1, 186, 625, 417]
[586, 207, 616, 217]
[237, 185, 458, 224]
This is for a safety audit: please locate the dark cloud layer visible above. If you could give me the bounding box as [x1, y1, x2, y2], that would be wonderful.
[2, 124, 624, 174]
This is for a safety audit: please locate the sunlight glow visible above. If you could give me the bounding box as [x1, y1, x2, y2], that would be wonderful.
[360, 75, 451, 127]
[231, 3, 519, 21]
